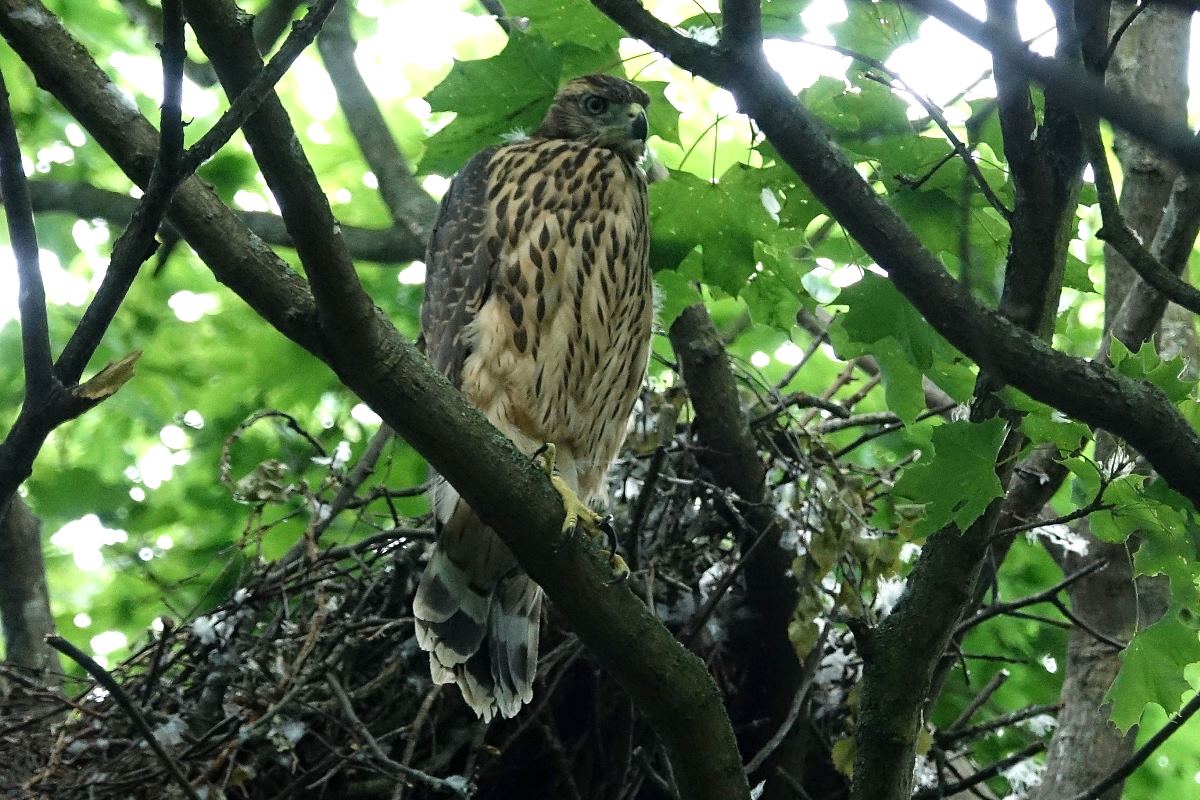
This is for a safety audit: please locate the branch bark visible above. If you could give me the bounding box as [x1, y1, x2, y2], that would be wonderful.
[669, 305, 811, 798]
[0, 498, 58, 678]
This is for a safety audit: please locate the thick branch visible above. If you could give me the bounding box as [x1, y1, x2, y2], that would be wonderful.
[669, 305, 804, 792]
[0, 62, 52, 398]
[184, 0, 375, 350]
[594, 0, 1200, 505]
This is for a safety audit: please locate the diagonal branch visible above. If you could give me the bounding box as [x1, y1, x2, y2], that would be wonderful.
[1065, 689, 1200, 800]
[906, 0, 1200, 172]
[1105, 173, 1200, 353]
[0, 62, 52, 399]
[593, 0, 1200, 505]
[184, 0, 375, 349]
[317, 2, 437, 239]
[1085, 122, 1200, 317]
[47, 634, 203, 800]
[54, 0, 186, 384]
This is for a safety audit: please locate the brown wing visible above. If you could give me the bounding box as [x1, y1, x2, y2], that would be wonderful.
[420, 147, 499, 386]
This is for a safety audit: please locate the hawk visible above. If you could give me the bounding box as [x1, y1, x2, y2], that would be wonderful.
[414, 74, 653, 720]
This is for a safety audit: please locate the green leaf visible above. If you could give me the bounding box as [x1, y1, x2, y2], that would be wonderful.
[1107, 616, 1200, 732]
[1063, 254, 1096, 293]
[892, 418, 1008, 536]
[426, 32, 561, 114]
[504, 0, 625, 51]
[421, 32, 563, 174]
[828, 2, 923, 61]
[639, 80, 682, 146]
[871, 339, 926, 424]
[654, 264, 703, 328]
[1109, 339, 1195, 403]
[833, 273, 936, 367]
[650, 167, 775, 295]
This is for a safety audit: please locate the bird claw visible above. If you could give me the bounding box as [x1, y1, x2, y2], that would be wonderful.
[538, 444, 628, 582]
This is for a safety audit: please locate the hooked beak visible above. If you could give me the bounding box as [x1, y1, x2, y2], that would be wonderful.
[629, 103, 648, 141]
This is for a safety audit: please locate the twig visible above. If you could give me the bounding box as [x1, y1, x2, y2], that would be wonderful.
[478, 0, 513, 33]
[752, 392, 851, 426]
[775, 323, 829, 390]
[943, 669, 1009, 734]
[954, 559, 1109, 638]
[773, 766, 815, 800]
[0, 62, 52, 398]
[1051, 598, 1127, 651]
[911, 740, 1045, 799]
[744, 625, 829, 774]
[54, 0, 186, 383]
[326, 674, 469, 796]
[1098, 0, 1151, 72]
[805, 38, 1012, 221]
[682, 493, 778, 646]
[937, 702, 1060, 746]
[46, 635, 203, 800]
[310, 425, 394, 541]
[394, 685, 441, 800]
[1066, 689, 1200, 800]
[625, 444, 667, 571]
[180, 0, 341, 175]
[906, 0, 1200, 172]
[994, 494, 1112, 538]
[830, 403, 957, 458]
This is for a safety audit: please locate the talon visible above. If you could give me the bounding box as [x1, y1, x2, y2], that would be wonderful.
[550, 474, 602, 537]
[539, 442, 628, 584]
[605, 553, 630, 584]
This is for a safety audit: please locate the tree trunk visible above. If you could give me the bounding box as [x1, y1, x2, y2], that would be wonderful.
[1036, 4, 1190, 797]
[0, 497, 58, 680]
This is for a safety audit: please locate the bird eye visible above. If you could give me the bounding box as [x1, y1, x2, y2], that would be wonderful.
[582, 94, 609, 115]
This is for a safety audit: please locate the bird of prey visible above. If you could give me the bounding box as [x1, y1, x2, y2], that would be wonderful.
[414, 74, 653, 720]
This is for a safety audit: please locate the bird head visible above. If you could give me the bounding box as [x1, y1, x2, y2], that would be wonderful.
[535, 74, 650, 160]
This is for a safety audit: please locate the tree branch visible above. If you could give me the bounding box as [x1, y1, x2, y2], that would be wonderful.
[1065, 689, 1200, 800]
[47, 634, 203, 800]
[911, 740, 1046, 800]
[184, 0, 374, 349]
[317, 2, 437, 239]
[593, 0, 1200, 506]
[1105, 172, 1200, 354]
[0, 60, 52, 399]
[54, 0, 186, 384]
[907, 0, 1200, 172]
[1085, 122, 1200, 316]
[0, 498, 58, 678]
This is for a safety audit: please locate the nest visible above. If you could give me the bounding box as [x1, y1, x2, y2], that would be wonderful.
[0, 381, 896, 799]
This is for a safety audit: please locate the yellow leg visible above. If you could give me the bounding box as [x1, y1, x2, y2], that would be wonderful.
[538, 444, 629, 582]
